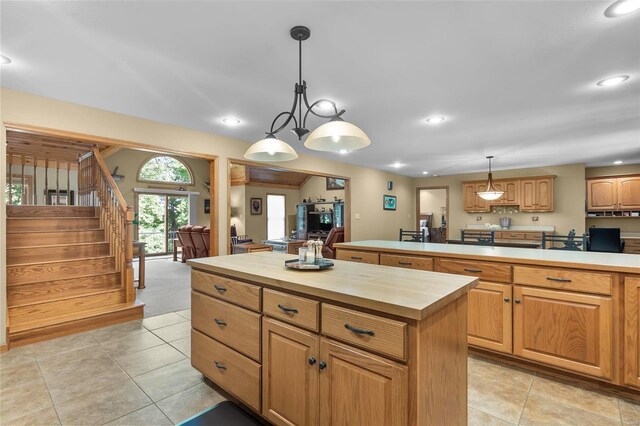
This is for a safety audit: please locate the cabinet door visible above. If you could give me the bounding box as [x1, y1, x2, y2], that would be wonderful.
[520, 180, 536, 210]
[619, 176, 640, 209]
[468, 282, 512, 354]
[587, 179, 618, 210]
[534, 178, 554, 211]
[319, 339, 407, 426]
[474, 183, 489, 211]
[463, 183, 478, 211]
[503, 180, 519, 205]
[513, 286, 612, 379]
[625, 276, 640, 388]
[262, 318, 319, 426]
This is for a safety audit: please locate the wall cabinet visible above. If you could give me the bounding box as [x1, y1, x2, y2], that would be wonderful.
[520, 177, 554, 212]
[492, 180, 519, 205]
[588, 176, 640, 211]
[467, 282, 512, 354]
[462, 183, 489, 212]
[625, 276, 640, 389]
[513, 286, 612, 379]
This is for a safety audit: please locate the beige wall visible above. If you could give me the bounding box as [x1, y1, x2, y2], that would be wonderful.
[299, 176, 345, 204]
[243, 186, 300, 242]
[585, 163, 640, 233]
[229, 185, 246, 236]
[414, 164, 587, 239]
[0, 88, 416, 345]
[419, 188, 447, 216]
[104, 148, 211, 226]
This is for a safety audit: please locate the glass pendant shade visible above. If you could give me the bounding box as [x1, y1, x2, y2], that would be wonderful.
[304, 118, 371, 153]
[244, 135, 298, 162]
[477, 172, 505, 201]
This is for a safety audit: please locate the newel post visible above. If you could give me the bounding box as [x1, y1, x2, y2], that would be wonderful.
[124, 206, 135, 303]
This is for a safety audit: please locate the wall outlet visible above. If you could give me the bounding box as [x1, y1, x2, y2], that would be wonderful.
[355, 213, 361, 220]
[532, 216, 539, 222]
[476, 216, 482, 222]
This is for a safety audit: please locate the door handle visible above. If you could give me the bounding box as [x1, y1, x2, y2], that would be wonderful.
[351, 256, 363, 260]
[214, 361, 227, 370]
[398, 261, 413, 266]
[278, 304, 299, 314]
[213, 284, 227, 293]
[214, 319, 227, 326]
[344, 323, 375, 336]
[464, 268, 482, 273]
[546, 277, 571, 283]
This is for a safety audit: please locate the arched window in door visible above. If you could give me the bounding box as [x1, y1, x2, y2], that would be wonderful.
[138, 155, 193, 185]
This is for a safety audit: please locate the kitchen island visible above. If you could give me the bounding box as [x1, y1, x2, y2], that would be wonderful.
[188, 252, 477, 425]
[335, 240, 640, 396]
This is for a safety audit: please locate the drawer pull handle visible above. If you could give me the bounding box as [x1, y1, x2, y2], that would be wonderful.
[319, 361, 327, 370]
[351, 256, 363, 260]
[214, 361, 227, 370]
[464, 268, 482, 273]
[278, 304, 299, 314]
[214, 319, 227, 326]
[344, 323, 375, 336]
[546, 277, 572, 283]
[213, 284, 227, 293]
[308, 357, 316, 366]
[398, 261, 413, 266]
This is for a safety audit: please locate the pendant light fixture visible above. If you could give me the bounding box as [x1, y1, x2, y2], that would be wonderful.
[477, 156, 505, 201]
[244, 26, 370, 162]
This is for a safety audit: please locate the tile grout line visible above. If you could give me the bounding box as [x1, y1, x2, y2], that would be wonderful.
[516, 371, 536, 425]
[33, 357, 63, 426]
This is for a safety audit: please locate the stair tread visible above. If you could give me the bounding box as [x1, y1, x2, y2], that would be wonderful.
[9, 300, 145, 333]
[8, 255, 115, 267]
[7, 228, 103, 234]
[10, 288, 123, 309]
[8, 217, 99, 220]
[7, 241, 109, 250]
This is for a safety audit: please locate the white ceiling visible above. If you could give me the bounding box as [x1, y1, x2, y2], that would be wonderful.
[1, 1, 639, 176]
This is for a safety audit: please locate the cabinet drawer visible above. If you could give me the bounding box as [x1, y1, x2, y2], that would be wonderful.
[192, 270, 261, 311]
[192, 291, 261, 361]
[499, 232, 526, 240]
[624, 239, 640, 248]
[192, 329, 261, 412]
[438, 258, 512, 283]
[380, 254, 433, 271]
[321, 304, 407, 361]
[336, 249, 379, 265]
[263, 289, 319, 332]
[513, 266, 612, 295]
[524, 232, 543, 241]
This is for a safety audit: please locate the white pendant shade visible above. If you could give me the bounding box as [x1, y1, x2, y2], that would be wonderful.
[244, 136, 298, 162]
[477, 190, 505, 201]
[304, 119, 371, 153]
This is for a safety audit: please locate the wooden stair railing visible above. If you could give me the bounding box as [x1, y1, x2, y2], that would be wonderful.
[87, 148, 135, 303]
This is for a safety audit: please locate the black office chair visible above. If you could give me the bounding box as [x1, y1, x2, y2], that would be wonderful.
[588, 228, 625, 253]
[541, 230, 587, 251]
[460, 230, 495, 246]
[399, 228, 427, 243]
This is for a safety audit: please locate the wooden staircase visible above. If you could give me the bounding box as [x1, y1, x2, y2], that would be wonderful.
[6, 155, 144, 347]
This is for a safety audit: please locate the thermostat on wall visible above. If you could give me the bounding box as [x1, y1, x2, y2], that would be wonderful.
[387, 181, 393, 191]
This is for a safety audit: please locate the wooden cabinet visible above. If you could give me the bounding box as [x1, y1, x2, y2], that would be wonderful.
[463, 183, 489, 212]
[520, 177, 554, 212]
[335, 249, 379, 264]
[262, 318, 319, 426]
[468, 282, 512, 354]
[513, 286, 612, 379]
[623, 239, 640, 254]
[319, 339, 408, 426]
[492, 180, 519, 205]
[624, 276, 640, 389]
[587, 175, 640, 211]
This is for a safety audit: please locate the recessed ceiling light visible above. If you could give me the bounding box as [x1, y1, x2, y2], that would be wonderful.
[0, 55, 12, 64]
[614, 160, 624, 165]
[597, 75, 630, 87]
[422, 171, 429, 175]
[425, 115, 446, 124]
[391, 162, 404, 168]
[221, 117, 241, 126]
[339, 149, 348, 155]
[604, 0, 640, 17]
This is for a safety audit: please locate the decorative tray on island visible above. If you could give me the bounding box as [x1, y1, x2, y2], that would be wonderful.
[284, 259, 335, 270]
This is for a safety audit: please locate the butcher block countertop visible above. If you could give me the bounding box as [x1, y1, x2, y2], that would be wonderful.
[188, 252, 477, 320]
[334, 240, 640, 274]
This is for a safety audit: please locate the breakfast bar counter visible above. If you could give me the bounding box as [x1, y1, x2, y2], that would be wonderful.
[188, 252, 478, 425]
[334, 240, 640, 395]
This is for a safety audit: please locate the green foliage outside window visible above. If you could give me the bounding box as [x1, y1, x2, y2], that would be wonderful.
[138, 156, 192, 184]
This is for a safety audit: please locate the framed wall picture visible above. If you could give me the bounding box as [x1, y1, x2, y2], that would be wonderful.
[326, 177, 346, 190]
[47, 190, 75, 206]
[383, 194, 397, 211]
[204, 199, 210, 214]
[250, 197, 263, 215]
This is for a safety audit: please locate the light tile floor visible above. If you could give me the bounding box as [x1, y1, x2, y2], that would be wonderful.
[1, 311, 638, 425]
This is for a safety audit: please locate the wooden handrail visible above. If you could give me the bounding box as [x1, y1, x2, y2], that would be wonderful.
[92, 148, 127, 213]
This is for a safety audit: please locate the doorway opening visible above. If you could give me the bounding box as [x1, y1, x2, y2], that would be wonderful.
[136, 192, 189, 255]
[416, 186, 449, 243]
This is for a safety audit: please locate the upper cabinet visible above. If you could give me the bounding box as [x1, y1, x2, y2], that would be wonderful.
[462, 176, 554, 213]
[587, 176, 640, 211]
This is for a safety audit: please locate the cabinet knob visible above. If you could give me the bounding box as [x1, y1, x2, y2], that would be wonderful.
[514, 299, 521, 304]
[308, 357, 316, 366]
[504, 297, 510, 303]
[319, 361, 327, 370]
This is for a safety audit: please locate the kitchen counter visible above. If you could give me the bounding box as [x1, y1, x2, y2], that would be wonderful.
[335, 240, 639, 273]
[188, 252, 477, 320]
